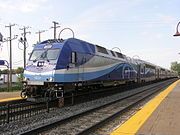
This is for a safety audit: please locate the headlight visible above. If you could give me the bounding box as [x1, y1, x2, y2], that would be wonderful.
[24, 77, 27, 81]
[49, 77, 53, 82]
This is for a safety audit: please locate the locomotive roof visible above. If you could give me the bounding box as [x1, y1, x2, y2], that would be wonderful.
[33, 38, 129, 62]
[33, 38, 172, 72]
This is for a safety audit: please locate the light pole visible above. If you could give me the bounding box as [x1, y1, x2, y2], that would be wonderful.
[132, 55, 140, 60]
[173, 22, 180, 62]
[132, 55, 141, 66]
[58, 28, 75, 39]
[112, 47, 121, 53]
[173, 22, 180, 36]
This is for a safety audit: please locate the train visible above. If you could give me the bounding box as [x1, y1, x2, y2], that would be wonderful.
[21, 38, 178, 101]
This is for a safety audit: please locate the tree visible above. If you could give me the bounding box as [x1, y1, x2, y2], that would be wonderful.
[15, 67, 24, 74]
[1, 69, 8, 74]
[171, 61, 180, 75]
[15, 67, 24, 82]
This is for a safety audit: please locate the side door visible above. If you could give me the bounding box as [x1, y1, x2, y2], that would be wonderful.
[65, 51, 78, 82]
[124, 66, 130, 79]
[78, 55, 86, 82]
[137, 64, 141, 83]
[140, 64, 145, 81]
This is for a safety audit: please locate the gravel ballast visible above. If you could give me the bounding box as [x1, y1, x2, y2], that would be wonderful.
[0, 81, 171, 135]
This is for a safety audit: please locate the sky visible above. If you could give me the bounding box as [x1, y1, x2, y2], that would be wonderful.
[0, 0, 180, 69]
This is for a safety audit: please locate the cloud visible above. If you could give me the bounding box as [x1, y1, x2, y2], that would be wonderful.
[65, 1, 126, 40]
[65, 0, 150, 41]
[157, 14, 177, 24]
[0, 0, 48, 13]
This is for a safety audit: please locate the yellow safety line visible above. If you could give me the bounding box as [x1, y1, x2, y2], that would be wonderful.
[0, 97, 22, 102]
[111, 80, 180, 135]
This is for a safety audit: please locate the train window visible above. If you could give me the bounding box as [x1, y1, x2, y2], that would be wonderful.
[71, 52, 77, 63]
[110, 50, 116, 57]
[96, 45, 108, 54]
[116, 52, 124, 59]
[144, 66, 146, 73]
[46, 49, 60, 60]
[145, 64, 155, 69]
[29, 49, 60, 61]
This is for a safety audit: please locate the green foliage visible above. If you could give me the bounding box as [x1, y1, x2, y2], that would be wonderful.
[1, 69, 8, 74]
[16, 67, 24, 82]
[0, 83, 22, 92]
[16, 67, 24, 74]
[171, 61, 180, 75]
[17, 73, 24, 82]
[0, 67, 24, 74]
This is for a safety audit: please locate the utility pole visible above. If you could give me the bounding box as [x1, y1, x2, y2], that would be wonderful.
[19, 26, 30, 69]
[51, 21, 60, 39]
[35, 30, 46, 43]
[5, 24, 17, 91]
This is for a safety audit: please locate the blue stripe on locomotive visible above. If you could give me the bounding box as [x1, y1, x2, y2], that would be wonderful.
[94, 63, 137, 81]
[24, 63, 137, 82]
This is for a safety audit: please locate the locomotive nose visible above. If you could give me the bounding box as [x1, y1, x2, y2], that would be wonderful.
[46, 77, 54, 82]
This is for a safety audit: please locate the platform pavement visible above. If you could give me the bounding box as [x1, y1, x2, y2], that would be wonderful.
[111, 79, 180, 135]
[0, 91, 21, 102]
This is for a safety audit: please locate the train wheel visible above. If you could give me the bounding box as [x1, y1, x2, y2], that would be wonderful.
[20, 90, 27, 99]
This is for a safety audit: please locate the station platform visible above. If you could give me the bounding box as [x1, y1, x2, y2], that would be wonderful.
[111, 79, 180, 135]
[0, 91, 21, 102]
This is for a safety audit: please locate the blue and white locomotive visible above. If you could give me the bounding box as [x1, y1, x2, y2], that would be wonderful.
[22, 38, 177, 99]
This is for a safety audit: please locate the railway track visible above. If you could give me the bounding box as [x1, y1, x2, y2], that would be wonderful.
[22, 79, 176, 135]
[0, 79, 156, 126]
[0, 98, 57, 125]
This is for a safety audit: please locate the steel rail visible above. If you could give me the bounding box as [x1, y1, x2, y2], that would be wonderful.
[77, 80, 174, 135]
[22, 79, 177, 135]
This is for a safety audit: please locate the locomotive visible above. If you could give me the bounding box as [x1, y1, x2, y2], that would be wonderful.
[21, 38, 177, 101]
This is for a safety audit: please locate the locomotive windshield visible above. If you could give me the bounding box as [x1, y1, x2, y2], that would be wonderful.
[29, 49, 60, 61]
